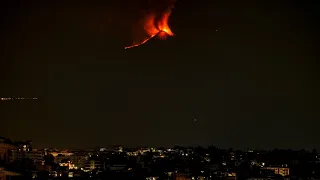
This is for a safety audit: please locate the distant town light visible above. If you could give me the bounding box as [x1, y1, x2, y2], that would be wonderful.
[0, 97, 38, 100]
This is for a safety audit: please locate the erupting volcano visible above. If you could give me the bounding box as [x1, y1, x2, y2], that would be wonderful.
[125, 1, 175, 49]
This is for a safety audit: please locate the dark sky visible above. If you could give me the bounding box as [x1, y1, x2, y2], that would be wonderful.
[0, 0, 319, 149]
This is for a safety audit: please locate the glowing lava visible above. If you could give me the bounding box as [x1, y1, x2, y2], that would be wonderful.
[157, 30, 169, 40]
[125, 2, 175, 49]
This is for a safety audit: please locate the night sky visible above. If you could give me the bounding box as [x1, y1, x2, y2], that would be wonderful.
[0, 0, 319, 149]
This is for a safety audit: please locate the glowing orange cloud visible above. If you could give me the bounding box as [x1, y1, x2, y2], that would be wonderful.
[125, 2, 175, 49]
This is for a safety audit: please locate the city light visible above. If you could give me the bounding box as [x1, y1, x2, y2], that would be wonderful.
[0, 97, 38, 101]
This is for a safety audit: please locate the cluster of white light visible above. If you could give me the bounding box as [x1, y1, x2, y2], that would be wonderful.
[0, 97, 38, 100]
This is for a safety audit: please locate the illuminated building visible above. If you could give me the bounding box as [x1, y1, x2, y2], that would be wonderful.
[113, 145, 123, 153]
[59, 161, 76, 170]
[84, 160, 102, 172]
[146, 177, 158, 180]
[99, 148, 107, 152]
[24, 151, 44, 164]
[50, 151, 74, 158]
[174, 172, 192, 180]
[71, 155, 87, 169]
[17, 141, 32, 152]
[225, 172, 237, 180]
[263, 167, 290, 176]
[53, 153, 87, 169]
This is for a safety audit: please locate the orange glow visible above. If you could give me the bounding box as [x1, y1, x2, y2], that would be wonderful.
[157, 31, 168, 40]
[157, 11, 174, 36]
[125, 3, 175, 49]
[144, 13, 159, 37]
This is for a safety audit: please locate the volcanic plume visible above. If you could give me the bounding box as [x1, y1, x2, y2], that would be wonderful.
[124, 0, 175, 49]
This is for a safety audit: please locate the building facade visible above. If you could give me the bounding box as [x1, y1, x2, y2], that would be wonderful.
[0, 139, 17, 165]
[263, 167, 290, 176]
